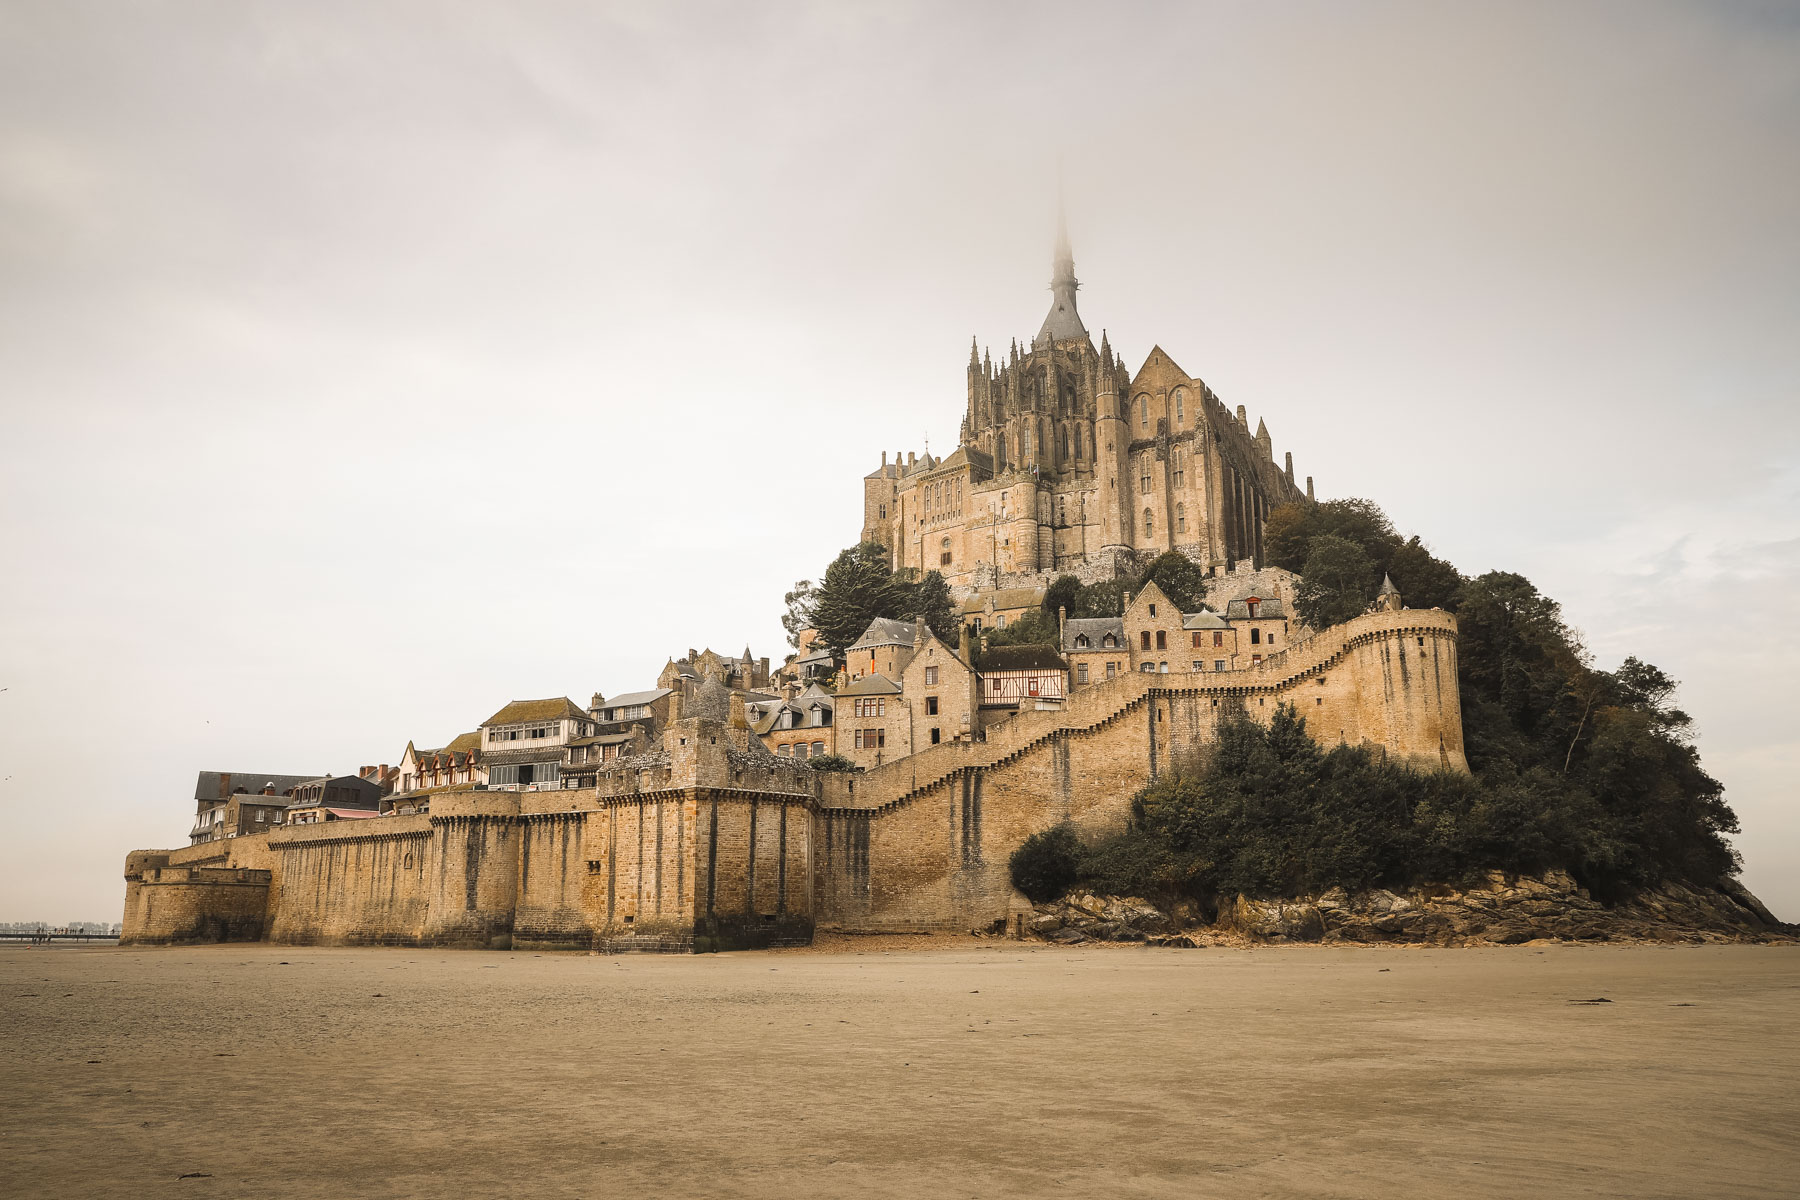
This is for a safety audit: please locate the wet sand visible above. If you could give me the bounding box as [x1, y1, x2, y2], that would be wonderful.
[2, 940, 1795, 1199]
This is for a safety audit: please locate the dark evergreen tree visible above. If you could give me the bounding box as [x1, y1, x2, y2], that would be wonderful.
[905, 570, 960, 645]
[1137, 551, 1209, 612]
[1295, 535, 1379, 628]
[809, 542, 910, 658]
[1042, 574, 1082, 620]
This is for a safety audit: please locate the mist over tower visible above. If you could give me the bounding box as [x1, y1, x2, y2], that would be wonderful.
[1034, 210, 1089, 351]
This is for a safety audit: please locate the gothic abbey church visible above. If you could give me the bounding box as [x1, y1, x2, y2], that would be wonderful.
[863, 226, 1308, 590]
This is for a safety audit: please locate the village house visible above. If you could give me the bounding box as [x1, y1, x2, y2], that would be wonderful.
[559, 726, 654, 788]
[587, 689, 674, 736]
[480, 697, 599, 791]
[976, 643, 1068, 716]
[836, 621, 980, 769]
[283, 775, 383, 826]
[1057, 577, 1305, 685]
[752, 683, 836, 760]
[960, 586, 1045, 636]
[394, 732, 484, 795]
[188, 771, 312, 845]
[844, 617, 922, 684]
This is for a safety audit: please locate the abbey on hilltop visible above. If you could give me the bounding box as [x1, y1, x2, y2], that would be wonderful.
[862, 222, 1309, 592]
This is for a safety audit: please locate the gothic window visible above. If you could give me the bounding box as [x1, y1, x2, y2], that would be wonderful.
[1143, 507, 1153, 538]
[1176, 503, 1186, 533]
[1059, 428, 1068, 460]
[1022, 427, 1031, 458]
[1072, 426, 1082, 459]
[1172, 447, 1184, 487]
[1173, 388, 1186, 426]
[1138, 395, 1149, 427]
[1140, 456, 1152, 493]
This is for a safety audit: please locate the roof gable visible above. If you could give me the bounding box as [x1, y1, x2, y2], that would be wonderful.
[1128, 345, 1193, 393]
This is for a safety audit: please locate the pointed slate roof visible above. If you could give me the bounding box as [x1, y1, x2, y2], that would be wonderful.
[1033, 210, 1089, 349]
[1379, 573, 1400, 596]
[849, 617, 919, 650]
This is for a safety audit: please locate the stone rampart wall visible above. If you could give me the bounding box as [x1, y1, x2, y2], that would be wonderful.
[121, 611, 1462, 949]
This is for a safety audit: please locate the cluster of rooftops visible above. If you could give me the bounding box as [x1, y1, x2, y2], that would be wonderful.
[180, 569, 1407, 839]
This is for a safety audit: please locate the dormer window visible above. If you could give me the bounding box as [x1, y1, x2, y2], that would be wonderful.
[1246, 598, 1261, 617]
[1074, 635, 1090, 649]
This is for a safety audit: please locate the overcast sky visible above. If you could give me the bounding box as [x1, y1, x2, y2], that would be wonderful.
[2, 2, 1796, 921]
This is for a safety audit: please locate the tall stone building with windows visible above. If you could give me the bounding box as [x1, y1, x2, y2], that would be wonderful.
[863, 225, 1308, 592]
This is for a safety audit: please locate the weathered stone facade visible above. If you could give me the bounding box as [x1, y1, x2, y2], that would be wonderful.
[123, 607, 1466, 949]
[864, 232, 1305, 593]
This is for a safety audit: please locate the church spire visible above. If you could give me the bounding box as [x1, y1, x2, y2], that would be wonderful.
[1033, 195, 1089, 350]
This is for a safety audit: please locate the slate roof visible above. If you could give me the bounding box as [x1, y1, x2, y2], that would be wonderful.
[1062, 618, 1124, 652]
[979, 645, 1068, 672]
[1182, 610, 1229, 630]
[600, 688, 670, 710]
[1225, 597, 1287, 619]
[566, 733, 635, 748]
[481, 697, 588, 727]
[442, 731, 481, 755]
[838, 673, 902, 696]
[1379, 573, 1400, 596]
[193, 772, 313, 802]
[849, 618, 918, 650]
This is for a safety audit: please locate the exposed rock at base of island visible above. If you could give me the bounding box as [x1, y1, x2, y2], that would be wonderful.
[1025, 870, 1795, 947]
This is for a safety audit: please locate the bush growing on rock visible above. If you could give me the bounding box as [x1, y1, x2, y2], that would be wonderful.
[1009, 823, 1083, 903]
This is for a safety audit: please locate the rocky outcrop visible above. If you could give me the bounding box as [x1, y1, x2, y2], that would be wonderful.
[1027, 871, 1794, 946]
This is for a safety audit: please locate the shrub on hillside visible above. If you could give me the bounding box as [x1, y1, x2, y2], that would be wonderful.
[1009, 822, 1083, 903]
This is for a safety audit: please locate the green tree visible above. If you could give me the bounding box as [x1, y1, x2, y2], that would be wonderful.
[1043, 574, 1082, 620]
[1265, 498, 1400, 573]
[1295, 535, 1378, 628]
[810, 542, 910, 657]
[1072, 577, 1130, 618]
[1137, 551, 1209, 612]
[780, 580, 816, 650]
[983, 609, 1060, 648]
[906, 570, 960, 644]
[1384, 536, 1465, 611]
[1009, 823, 1083, 903]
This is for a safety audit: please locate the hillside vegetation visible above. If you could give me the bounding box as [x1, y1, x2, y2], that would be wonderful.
[1013, 498, 1740, 906]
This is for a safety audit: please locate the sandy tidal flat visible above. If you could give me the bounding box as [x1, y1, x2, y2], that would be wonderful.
[1, 940, 1796, 1199]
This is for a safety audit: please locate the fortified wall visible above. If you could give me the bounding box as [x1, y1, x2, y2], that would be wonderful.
[122, 608, 1462, 950]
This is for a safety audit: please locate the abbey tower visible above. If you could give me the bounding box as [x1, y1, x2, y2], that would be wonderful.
[862, 223, 1308, 593]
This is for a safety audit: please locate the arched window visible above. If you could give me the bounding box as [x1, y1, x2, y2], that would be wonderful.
[1140, 455, 1152, 493]
[1176, 503, 1186, 533]
[1072, 426, 1082, 459]
[1059, 428, 1068, 460]
[1173, 388, 1185, 426]
[1138, 395, 1149, 427]
[1143, 508, 1153, 538]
